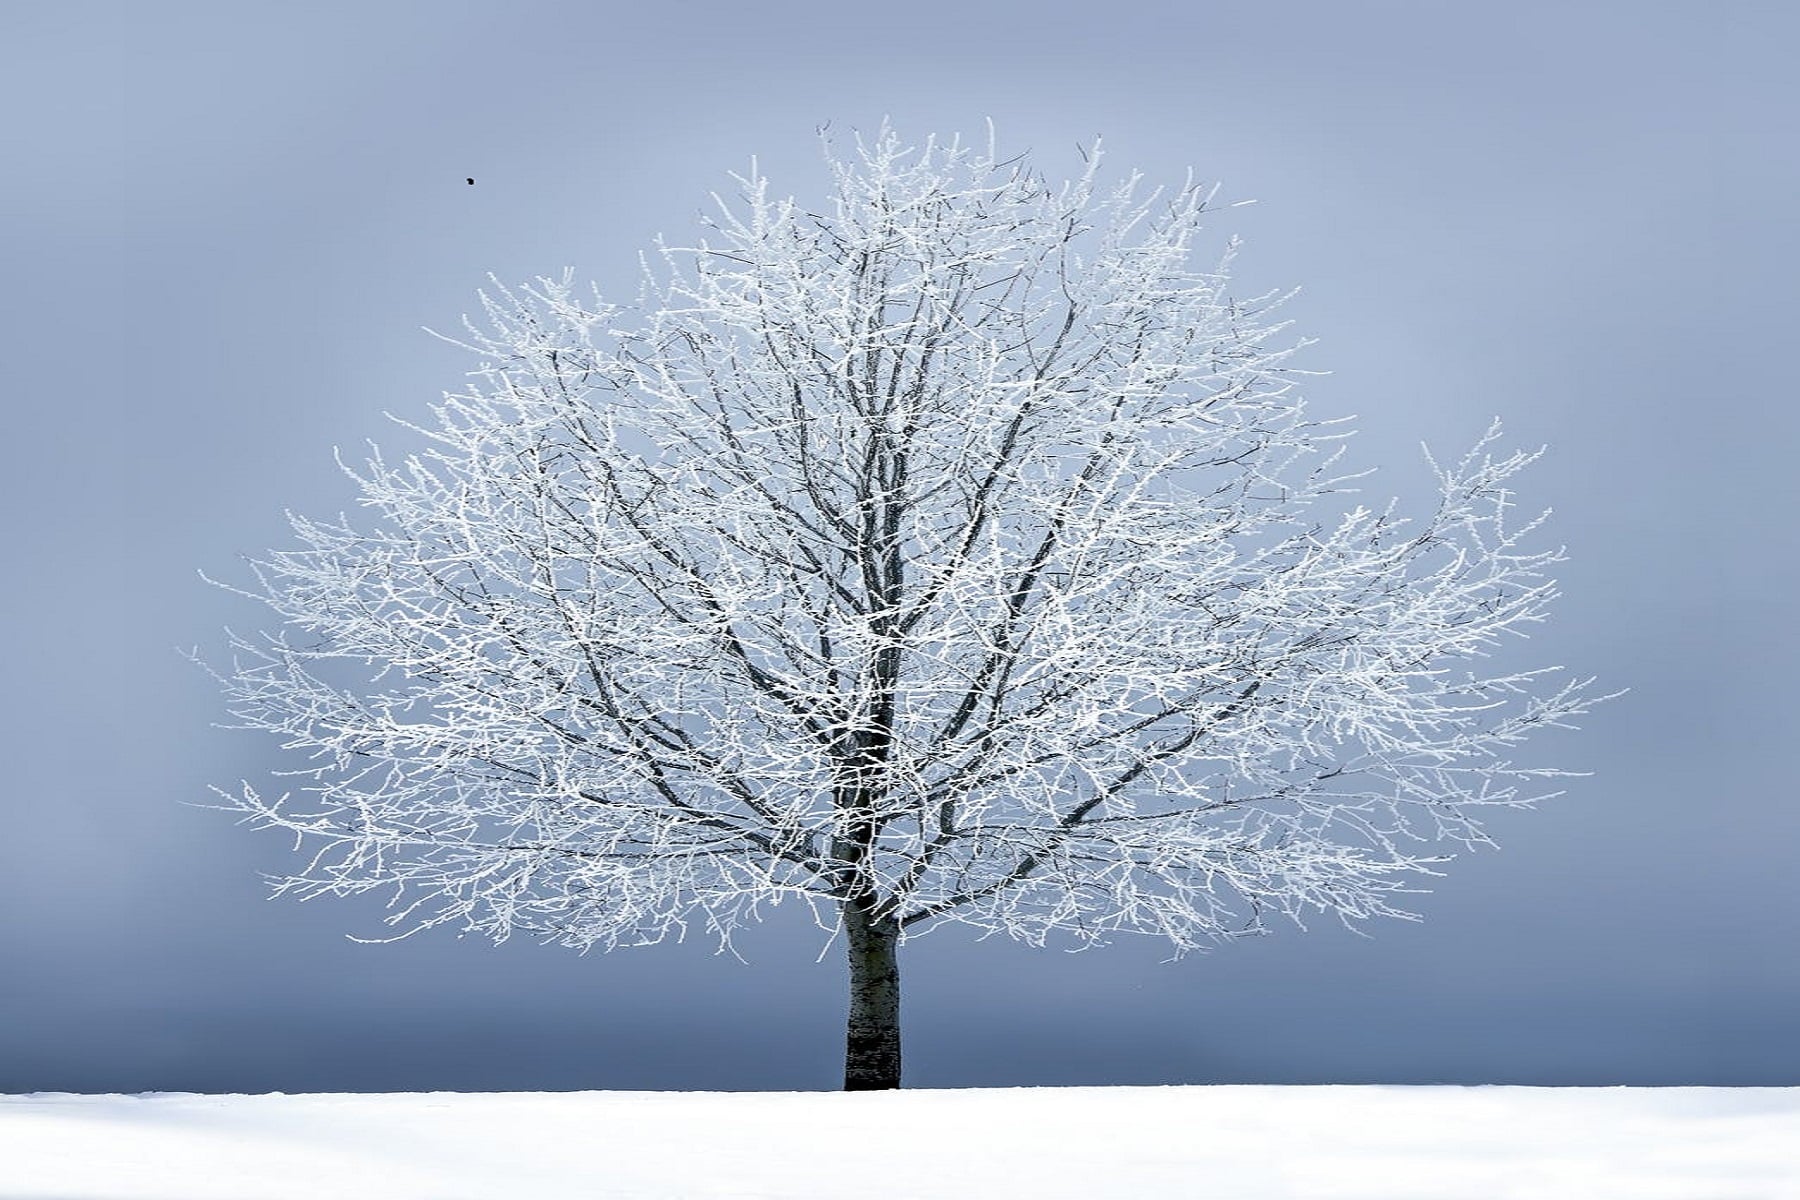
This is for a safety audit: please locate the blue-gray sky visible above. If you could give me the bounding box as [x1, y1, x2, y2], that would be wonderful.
[6, 0, 1796, 1091]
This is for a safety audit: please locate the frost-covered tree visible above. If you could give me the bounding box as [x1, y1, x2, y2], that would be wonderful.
[208, 129, 1605, 1090]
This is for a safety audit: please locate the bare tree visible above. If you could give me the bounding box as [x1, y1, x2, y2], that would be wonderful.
[207, 128, 1605, 1090]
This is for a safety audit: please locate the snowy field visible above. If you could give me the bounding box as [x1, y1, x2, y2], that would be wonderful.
[3, 1086, 1796, 1199]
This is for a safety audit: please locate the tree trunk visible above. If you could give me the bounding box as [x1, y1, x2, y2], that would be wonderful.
[842, 898, 902, 1090]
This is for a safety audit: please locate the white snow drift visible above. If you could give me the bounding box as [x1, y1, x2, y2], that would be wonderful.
[4, 1085, 1796, 1199]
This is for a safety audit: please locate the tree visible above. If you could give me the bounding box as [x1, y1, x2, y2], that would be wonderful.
[208, 128, 1605, 1091]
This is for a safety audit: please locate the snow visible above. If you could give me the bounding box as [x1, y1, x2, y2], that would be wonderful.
[4, 1086, 1795, 1198]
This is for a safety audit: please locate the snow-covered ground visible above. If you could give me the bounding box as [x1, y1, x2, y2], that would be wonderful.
[3, 1085, 1796, 1199]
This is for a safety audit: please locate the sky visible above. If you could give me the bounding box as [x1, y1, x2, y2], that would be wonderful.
[5, 0, 1797, 1092]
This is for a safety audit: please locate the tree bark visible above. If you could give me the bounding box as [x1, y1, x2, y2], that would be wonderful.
[842, 897, 902, 1090]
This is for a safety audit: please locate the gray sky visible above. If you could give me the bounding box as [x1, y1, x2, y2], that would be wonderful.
[6, 0, 1796, 1091]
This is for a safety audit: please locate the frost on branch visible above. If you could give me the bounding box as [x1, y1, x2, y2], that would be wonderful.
[207, 128, 1606, 958]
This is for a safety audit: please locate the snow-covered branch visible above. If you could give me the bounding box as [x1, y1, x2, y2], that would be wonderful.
[208, 127, 1607, 962]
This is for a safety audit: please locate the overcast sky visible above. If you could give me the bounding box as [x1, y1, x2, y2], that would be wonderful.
[6, 0, 1796, 1092]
